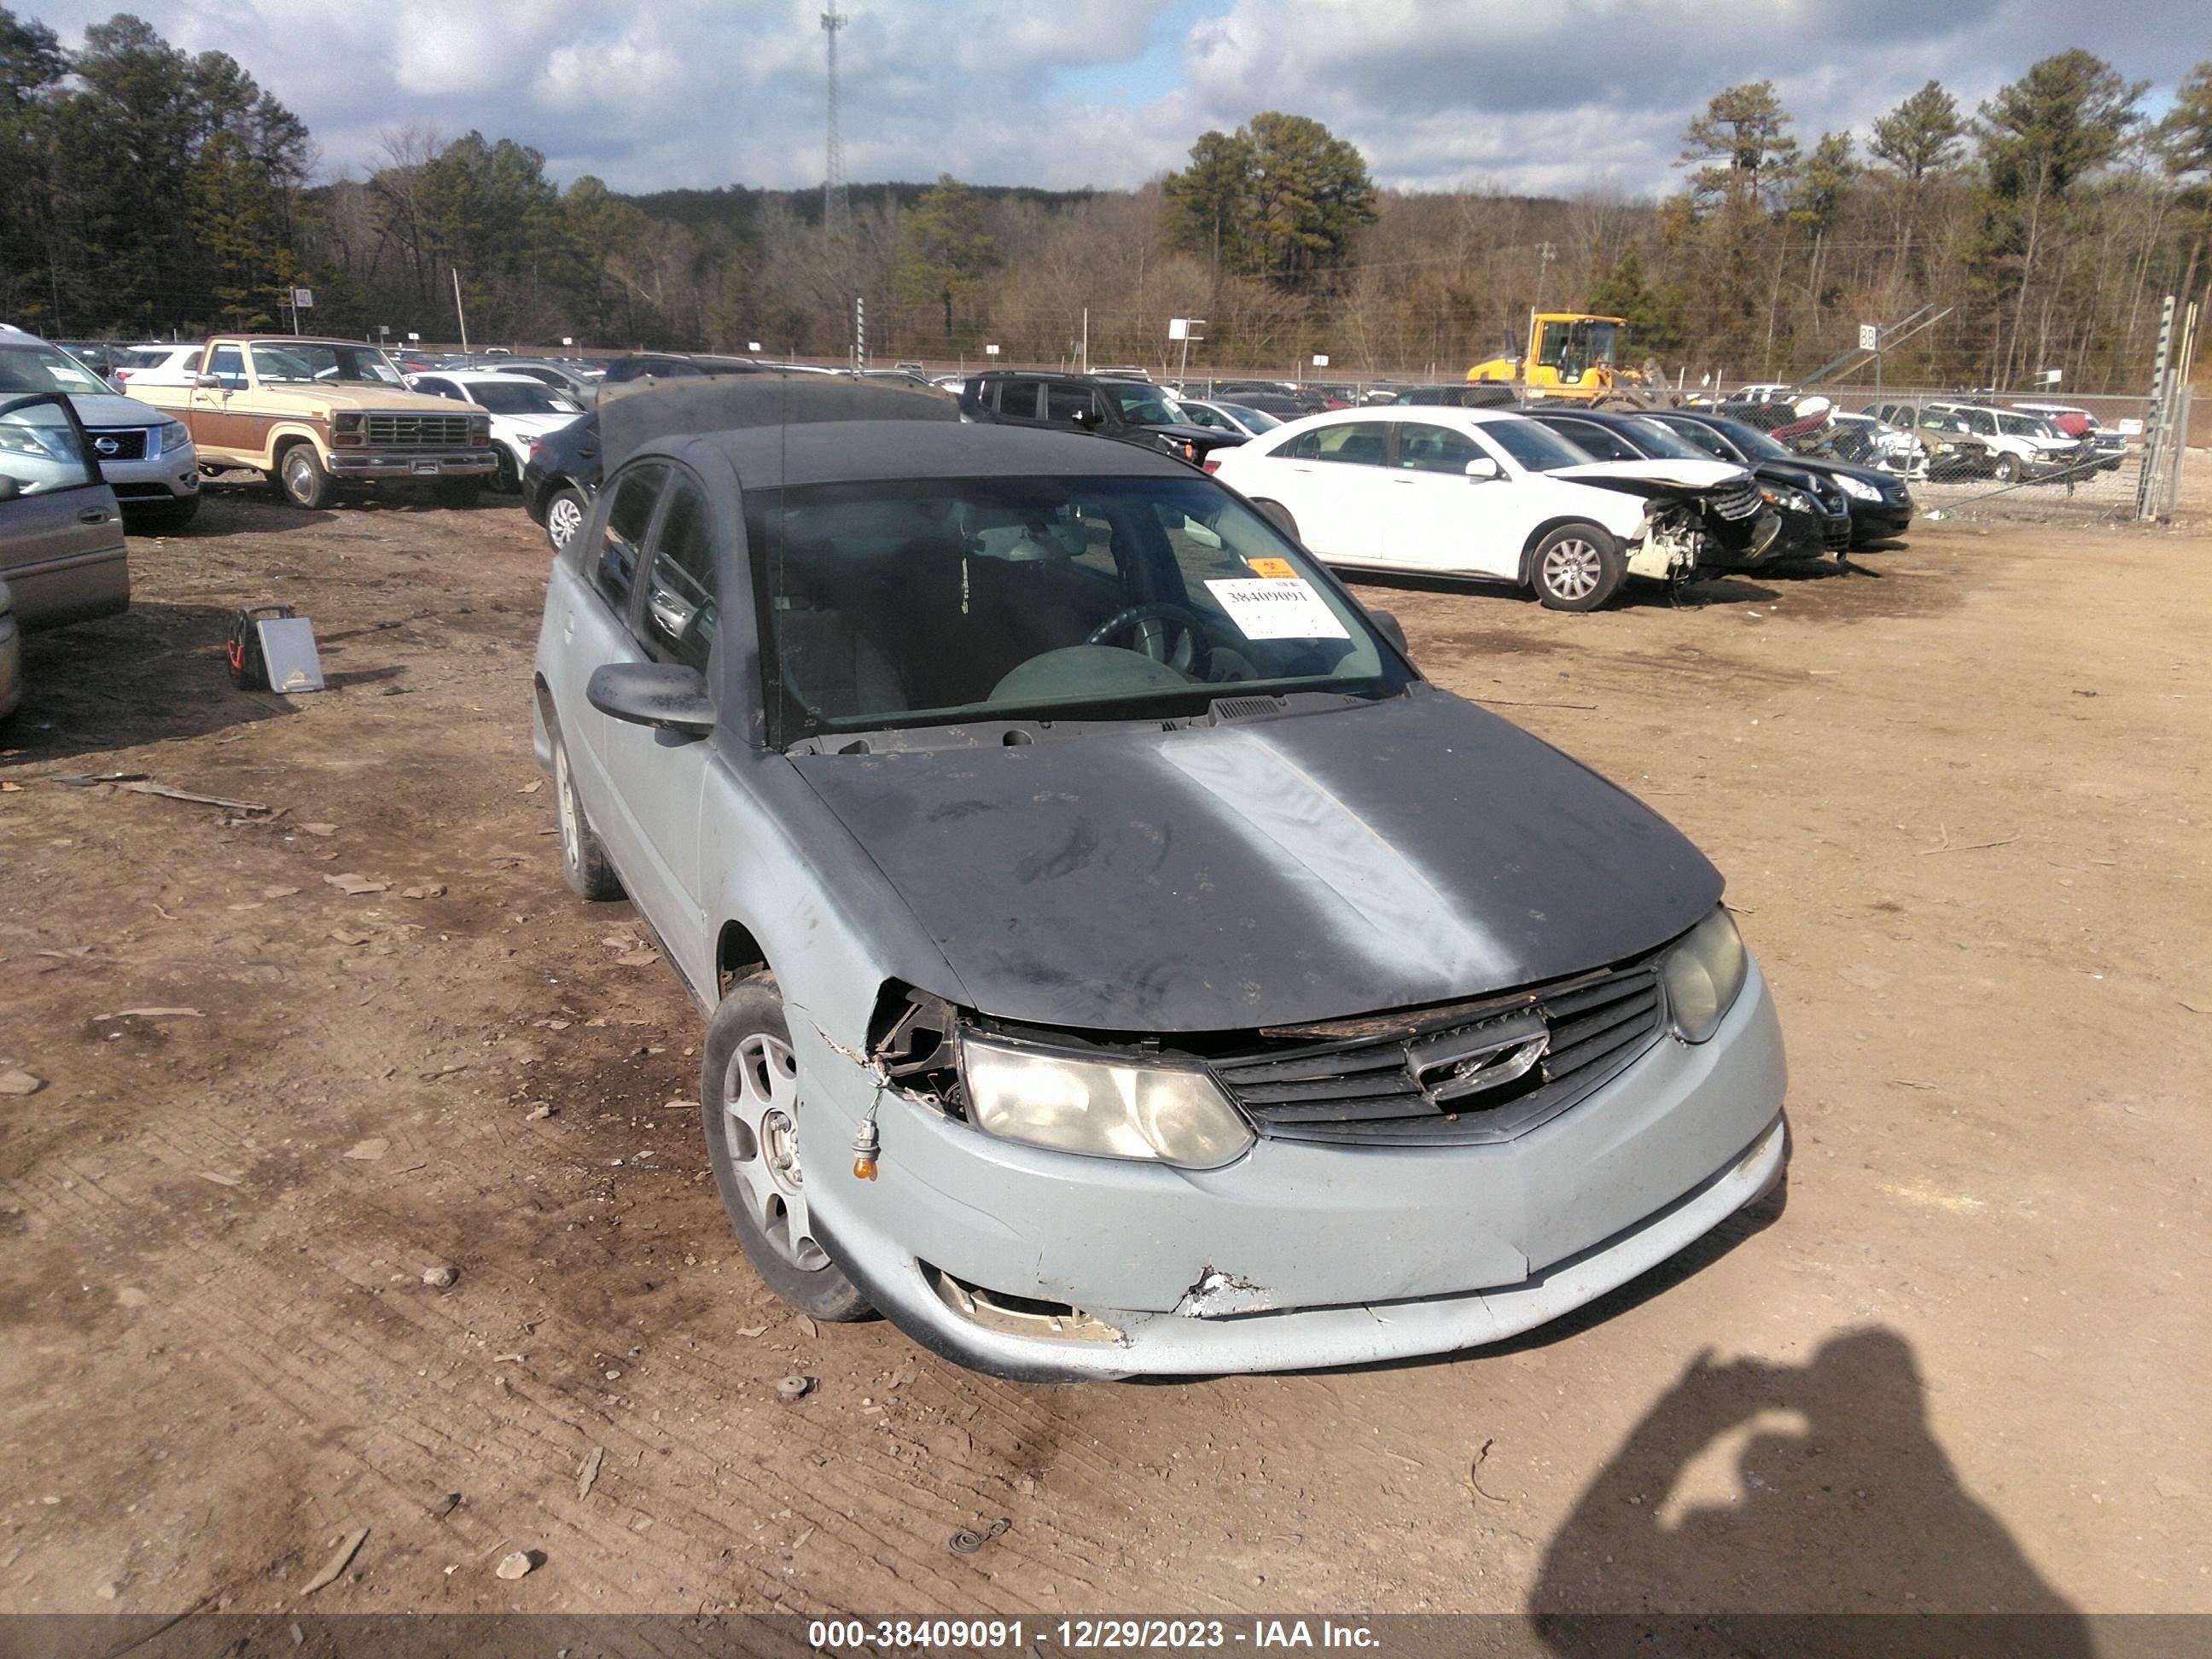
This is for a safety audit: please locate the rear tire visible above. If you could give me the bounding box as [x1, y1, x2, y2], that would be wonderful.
[276, 443, 334, 509]
[1252, 499, 1300, 543]
[701, 972, 874, 1322]
[550, 725, 624, 901]
[1530, 522, 1626, 611]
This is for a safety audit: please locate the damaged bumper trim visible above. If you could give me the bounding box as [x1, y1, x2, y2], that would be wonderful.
[811, 1109, 1789, 1382]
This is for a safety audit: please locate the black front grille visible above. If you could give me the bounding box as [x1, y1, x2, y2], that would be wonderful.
[85, 428, 148, 461]
[1710, 481, 1764, 521]
[1211, 958, 1668, 1147]
[365, 413, 474, 447]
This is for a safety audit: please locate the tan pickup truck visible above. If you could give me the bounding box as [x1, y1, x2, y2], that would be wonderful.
[129, 335, 497, 509]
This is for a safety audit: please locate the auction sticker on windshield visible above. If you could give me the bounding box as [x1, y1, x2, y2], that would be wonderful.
[1244, 556, 1298, 579]
[1205, 577, 1349, 641]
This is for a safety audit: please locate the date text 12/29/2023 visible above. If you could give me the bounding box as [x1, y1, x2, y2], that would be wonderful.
[808, 1621, 1382, 1651]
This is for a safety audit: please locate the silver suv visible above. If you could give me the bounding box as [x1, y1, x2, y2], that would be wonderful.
[0, 326, 201, 526]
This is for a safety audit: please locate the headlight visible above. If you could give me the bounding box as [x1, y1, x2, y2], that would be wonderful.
[960, 1034, 1254, 1168]
[1837, 474, 1882, 502]
[469, 415, 492, 441]
[153, 417, 189, 457]
[1661, 906, 1749, 1044]
[1761, 486, 1812, 515]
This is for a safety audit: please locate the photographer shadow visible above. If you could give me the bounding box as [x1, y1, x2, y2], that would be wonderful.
[1528, 1329, 2093, 1658]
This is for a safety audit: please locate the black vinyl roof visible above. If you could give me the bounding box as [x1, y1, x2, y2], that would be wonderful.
[601, 375, 957, 465]
[686, 419, 1196, 489]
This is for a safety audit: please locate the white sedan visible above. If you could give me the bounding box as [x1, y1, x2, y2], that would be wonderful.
[405, 369, 587, 492]
[1207, 406, 1754, 609]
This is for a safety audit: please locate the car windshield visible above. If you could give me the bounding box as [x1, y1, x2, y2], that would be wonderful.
[465, 380, 579, 415]
[1622, 416, 1719, 461]
[1100, 382, 1186, 427]
[750, 474, 1404, 742]
[1481, 416, 1597, 472]
[1654, 418, 1740, 462]
[1996, 411, 2053, 438]
[1219, 402, 1282, 432]
[1707, 418, 1791, 461]
[0, 343, 108, 396]
[249, 343, 405, 386]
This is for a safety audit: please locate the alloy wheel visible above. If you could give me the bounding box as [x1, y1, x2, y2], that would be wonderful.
[548, 494, 583, 550]
[1542, 538, 1603, 602]
[720, 1033, 829, 1272]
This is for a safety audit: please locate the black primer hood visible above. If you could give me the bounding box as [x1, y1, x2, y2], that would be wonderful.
[790, 690, 1720, 1033]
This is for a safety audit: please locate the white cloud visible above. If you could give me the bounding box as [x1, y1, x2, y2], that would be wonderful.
[22, 0, 2212, 195]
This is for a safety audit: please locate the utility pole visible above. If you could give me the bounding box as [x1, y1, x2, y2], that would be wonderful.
[821, 9, 848, 239]
[853, 294, 865, 372]
[452, 267, 470, 359]
[1080, 307, 1088, 375]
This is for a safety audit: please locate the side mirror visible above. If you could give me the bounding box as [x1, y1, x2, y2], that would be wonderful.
[1366, 607, 1411, 659]
[0, 474, 20, 504]
[1464, 457, 1502, 482]
[195, 374, 224, 390]
[587, 661, 715, 738]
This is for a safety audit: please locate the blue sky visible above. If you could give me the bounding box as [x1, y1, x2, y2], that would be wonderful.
[24, 0, 2212, 198]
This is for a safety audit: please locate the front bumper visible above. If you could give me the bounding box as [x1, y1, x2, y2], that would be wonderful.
[101, 449, 201, 504]
[329, 450, 496, 481]
[795, 959, 1789, 1380]
[1848, 502, 1913, 543]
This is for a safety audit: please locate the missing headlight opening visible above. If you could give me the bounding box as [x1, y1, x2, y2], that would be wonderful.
[866, 984, 966, 1118]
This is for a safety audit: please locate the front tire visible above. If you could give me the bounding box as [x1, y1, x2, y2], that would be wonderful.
[545, 486, 587, 553]
[1993, 453, 2023, 484]
[701, 973, 874, 1322]
[493, 445, 520, 493]
[551, 725, 623, 901]
[277, 443, 334, 509]
[1531, 522, 1625, 611]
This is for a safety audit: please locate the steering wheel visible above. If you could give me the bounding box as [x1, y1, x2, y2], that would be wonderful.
[1086, 601, 1208, 673]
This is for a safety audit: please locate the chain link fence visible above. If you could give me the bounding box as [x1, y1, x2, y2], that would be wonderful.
[1749, 385, 2167, 524]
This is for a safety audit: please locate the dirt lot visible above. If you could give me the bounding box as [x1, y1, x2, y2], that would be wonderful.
[1, 483, 2207, 1625]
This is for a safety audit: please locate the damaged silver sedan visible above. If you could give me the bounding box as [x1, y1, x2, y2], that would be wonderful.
[532, 379, 1788, 1380]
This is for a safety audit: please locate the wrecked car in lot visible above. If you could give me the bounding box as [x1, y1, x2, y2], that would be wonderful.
[532, 378, 1790, 1379]
[1208, 406, 1775, 608]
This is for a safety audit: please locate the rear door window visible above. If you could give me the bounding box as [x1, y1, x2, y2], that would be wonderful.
[994, 381, 1041, 421]
[594, 463, 668, 618]
[1288, 422, 1389, 464]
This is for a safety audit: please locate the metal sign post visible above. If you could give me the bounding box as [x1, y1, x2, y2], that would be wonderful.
[2136, 296, 2176, 521]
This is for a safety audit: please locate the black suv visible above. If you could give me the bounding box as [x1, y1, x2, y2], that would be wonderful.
[958, 372, 1243, 465]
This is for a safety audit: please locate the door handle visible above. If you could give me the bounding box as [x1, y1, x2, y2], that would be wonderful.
[562, 612, 575, 643]
[79, 508, 108, 524]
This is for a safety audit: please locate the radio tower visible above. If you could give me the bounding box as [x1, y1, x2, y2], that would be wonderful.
[820, 8, 848, 236]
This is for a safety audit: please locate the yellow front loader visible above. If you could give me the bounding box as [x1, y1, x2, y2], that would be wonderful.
[1467, 311, 1643, 404]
